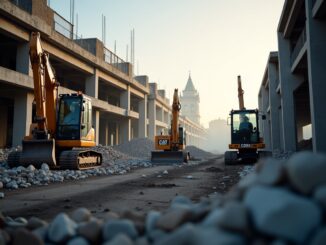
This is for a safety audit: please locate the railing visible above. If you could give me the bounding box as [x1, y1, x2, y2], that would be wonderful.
[290, 26, 307, 65]
[54, 12, 73, 39]
[11, 0, 32, 14]
[104, 48, 129, 75]
[53, 12, 93, 53]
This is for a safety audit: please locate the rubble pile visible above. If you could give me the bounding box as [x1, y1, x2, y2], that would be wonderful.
[1, 151, 325, 244]
[91, 145, 135, 166]
[186, 145, 216, 160]
[113, 138, 155, 159]
[0, 160, 151, 192]
[0, 144, 153, 192]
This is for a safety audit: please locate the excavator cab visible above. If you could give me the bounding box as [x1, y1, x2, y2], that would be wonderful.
[57, 95, 81, 140]
[225, 109, 266, 164]
[230, 109, 259, 145]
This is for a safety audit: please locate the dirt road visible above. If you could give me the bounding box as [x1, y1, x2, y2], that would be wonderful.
[1, 157, 243, 220]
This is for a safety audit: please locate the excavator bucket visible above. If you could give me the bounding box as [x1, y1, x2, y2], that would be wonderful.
[151, 150, 188, 164]
[18, 139, 56, 168]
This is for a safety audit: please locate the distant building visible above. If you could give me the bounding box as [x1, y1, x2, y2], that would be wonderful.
[204, 118, 230, 154]
[180, 74, 200, 124]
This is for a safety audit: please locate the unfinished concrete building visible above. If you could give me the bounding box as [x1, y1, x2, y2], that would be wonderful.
[0, 0, 206, 149]
[259, 0, 326, 153]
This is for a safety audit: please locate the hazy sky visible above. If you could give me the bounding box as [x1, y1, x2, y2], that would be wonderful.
[50, 0, 285, 128]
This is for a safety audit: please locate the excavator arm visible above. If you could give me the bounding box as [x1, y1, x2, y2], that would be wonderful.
[171, 89, 181, 147]
[237, 75, 245, 110]
[29, 32, 58, 139]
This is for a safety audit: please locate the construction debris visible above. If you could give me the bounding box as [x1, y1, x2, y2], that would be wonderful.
[0, 145, 152, 190]
[185, 146, 216, 160]
[113, 138, 155, 159]
[0, 151, 325, 244]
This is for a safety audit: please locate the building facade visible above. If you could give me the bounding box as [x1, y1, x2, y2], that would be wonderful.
[0, 0, 206, 149]
[259, 0, 326, 153]
[180, 74, 200, 125]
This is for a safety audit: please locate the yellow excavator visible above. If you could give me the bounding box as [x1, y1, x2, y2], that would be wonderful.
[8, 32, 102, 170]
[151, 89, 190, 163]
[224, 75, 268, 164]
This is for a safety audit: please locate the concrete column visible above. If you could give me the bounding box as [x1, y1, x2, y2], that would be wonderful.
[268, 62, 281, 152]
[12, 92, 33, 146]
[85, 69, 99, 99]
[99, 118, 109, 146]
[16, 42, 32, 76]
[306, 0, 326, 153]
[115, 123, 119, 145]
[120, 86, 131, 143]
[120, 119, 131, 143]
[148, 99, 156, 140]
[261, 86, 271, 150]
[92, 110, 100, 145]
[277, 32, 302, 152]
[120, 86, 130, 110]
[138, 95, 147, 138]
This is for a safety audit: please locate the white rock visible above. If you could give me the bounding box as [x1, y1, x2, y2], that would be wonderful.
[48, 213, 77, 243]
[163, 170, 168, 175]
[244, 185, 321, 243]
[309, 227, 326, 245]
[314, 185, 326, 209]
[0, 192, 4, 198]
[216, 201, 249, 233]
[285, 152, 326, 194]
[67, 236, 89, 245]
[186, 175, 193, 179]
[27, 165, 36, 171]
[256, 158, 285, 185]
[71, 208, 91, 223]
[41, 163, 50, 171]
[102, 219, 138, 241]
[103, 233, 133, 245]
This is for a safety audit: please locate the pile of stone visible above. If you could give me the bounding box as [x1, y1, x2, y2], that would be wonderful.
[186, 145, 216, 160]
[91, 145, 135, 166]
[113, 138, 155, 159]
[0, 160, 151, 192]
[2, 151, 325, 244]
[0, 144, 153, 192]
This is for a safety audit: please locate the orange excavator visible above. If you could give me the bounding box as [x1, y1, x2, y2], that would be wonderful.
[151, 89, 190, 163]
[224, 75, 267, 164]
[8, 32, 102, 169]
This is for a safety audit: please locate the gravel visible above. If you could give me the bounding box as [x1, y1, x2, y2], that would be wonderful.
[113, 138, 155, 159]
[1, 151, 325, 244]
[0, 140, 214, 192]
[185, 145, 216, 160]
[0, 145, 152, 192]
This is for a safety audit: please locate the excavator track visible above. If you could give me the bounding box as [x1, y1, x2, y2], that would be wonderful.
[58, 149, 102, 170]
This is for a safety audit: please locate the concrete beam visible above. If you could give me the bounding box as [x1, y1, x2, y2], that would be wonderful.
[97, 69, 127, 90]
[42, 41, 93, 75]
[0, 16, 29, 41]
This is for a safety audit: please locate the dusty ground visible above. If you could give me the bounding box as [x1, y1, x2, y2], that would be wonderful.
[1, 156, 244, 221]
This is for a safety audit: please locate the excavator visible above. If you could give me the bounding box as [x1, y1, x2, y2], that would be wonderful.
[8, 32, 102, 170]
[151, 89, 190, 164]
[224, 75, 268, 164]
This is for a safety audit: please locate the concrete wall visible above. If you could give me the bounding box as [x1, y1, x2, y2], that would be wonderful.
[261, 0, 326, 154]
